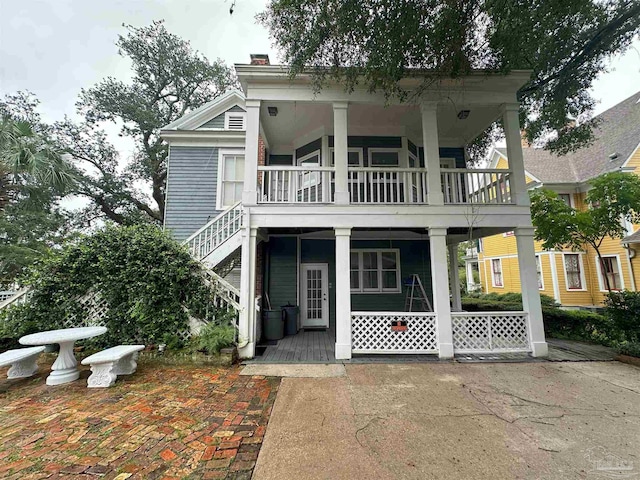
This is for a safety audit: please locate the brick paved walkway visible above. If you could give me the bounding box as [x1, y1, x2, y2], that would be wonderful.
[0, 357, 279, 479]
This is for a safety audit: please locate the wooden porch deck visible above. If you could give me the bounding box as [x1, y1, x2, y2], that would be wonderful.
[251, 330, 337, 363]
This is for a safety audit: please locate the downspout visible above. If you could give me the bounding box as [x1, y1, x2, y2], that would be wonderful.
[625, 245, 637, 291]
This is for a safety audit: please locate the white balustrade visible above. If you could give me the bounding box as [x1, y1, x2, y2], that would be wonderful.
[348, 168, 428, 204]
[184, 202, 243, 261]
[351, 312, 438, 353]
[0, 288, 32, 311]
[451, 312, 530, 353]
[440, 169, 513, 204]
[258, 166, 335, 203]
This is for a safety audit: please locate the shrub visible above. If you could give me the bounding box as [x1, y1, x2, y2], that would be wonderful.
[469, 292, 557, 307]
[617, 342, 640, 358]
[604, 291, 640, 343]
[194, 320, 236, 355]
[0, 224, 226, 348]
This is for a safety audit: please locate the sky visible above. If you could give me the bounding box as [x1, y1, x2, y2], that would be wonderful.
[1, 0, 639, 161]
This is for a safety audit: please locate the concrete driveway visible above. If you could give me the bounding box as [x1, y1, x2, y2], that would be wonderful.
[253, 362, 640, 480]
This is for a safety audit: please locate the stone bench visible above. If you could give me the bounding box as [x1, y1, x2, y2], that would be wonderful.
[0, 346, 46, 379]
[81, 345, 145, 388]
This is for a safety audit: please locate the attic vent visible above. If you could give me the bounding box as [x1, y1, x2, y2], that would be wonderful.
[609, 152, 619, 161]
[225, 112, 246, 130]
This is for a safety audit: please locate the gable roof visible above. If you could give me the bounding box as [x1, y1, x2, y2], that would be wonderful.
[622, 229, 640, 245]
[161, 89, 246, 131]
[498, 91, 640, 184]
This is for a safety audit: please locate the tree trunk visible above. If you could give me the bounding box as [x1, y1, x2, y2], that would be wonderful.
[594, 246, 612, 293]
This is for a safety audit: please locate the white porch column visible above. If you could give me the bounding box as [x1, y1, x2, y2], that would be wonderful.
[430, 228, 453, 358]
[515, 227, 549, 357]
[502, 103, 529, 206]
[242, 99, 261, 206]
[238, 223, 258, 359]
[421, 102, 444, 205]
[448, 243, 462, 312]
[334, 227, 352, 359]
[333, 102, 349, 205]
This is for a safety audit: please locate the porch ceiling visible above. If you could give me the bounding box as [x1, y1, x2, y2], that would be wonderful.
[260, 102, 501, 150]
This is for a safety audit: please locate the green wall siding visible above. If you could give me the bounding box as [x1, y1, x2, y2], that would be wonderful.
[266, 237, 298, 310]
[266, 237, 433, 333]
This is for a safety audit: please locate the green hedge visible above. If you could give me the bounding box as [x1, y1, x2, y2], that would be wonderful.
[0, 224, 226, 349]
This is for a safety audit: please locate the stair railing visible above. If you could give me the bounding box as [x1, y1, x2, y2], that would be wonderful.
[183, 202, 243, 261]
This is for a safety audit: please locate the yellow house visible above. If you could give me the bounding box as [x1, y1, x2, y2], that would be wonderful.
[469, 91, 640, 308]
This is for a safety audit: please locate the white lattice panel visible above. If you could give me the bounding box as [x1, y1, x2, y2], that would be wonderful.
[63, 292, 108, 328]
[351, 312, 438, 354]
[452, 312, 530, 353]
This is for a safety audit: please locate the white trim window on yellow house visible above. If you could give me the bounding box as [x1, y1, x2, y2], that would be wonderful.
[562, 252, 587, 292]
[595, 254, 625, 292]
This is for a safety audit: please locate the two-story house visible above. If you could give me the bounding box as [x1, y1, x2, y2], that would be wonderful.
[161, 55, 548, 361]
[470, 92, 640, 307]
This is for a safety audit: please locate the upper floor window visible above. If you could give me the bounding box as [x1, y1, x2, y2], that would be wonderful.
[224, 111, 246, 130]
[350, 249, 401, 293]
[369, 148, 400, 167]
[558, 193, 572, 207]
[217, 151, 244, 209]
[563, 253, 583, 290]
[597, 255, 623, 291]
[491, 258, 503, 287]
[330, 148, 363, 166]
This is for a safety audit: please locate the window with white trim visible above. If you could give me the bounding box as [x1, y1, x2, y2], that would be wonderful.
[224, 111, 246, 130]
[563, 254, 583, 290]
[350, 249, 401, 293]
[535, 255, 544, 290]
[368, 148, 400, 167]
[491, 258, 503, 287]
[329, 148, 363, 166]
[218, 152, 244, 209]
[597, 255, 623, 291]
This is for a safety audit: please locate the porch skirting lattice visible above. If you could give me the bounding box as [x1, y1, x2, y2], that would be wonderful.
[351, 312, 438, 354]
[451, 312, 530, 353]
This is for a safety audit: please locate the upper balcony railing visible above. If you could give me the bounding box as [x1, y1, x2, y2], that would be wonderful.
[441, 169, 514, 205]
[256, 166, 514, 206]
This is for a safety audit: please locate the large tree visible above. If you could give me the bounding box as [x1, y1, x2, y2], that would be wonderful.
[62, 21, 236, 225]
[530, 172, 640, 292]
[258, 0, 640, 155]
[0, 95, 75, 287]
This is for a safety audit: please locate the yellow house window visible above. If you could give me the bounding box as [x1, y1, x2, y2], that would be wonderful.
[535, 255, 544, 290]
[564, 254, 583, 290]
[491, 259, 503, 287]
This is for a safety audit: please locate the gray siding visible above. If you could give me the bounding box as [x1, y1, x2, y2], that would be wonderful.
[197, 105, 246, 129]
[164, 146, 221, 241]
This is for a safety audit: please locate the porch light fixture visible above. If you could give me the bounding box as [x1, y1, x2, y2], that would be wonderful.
[457, 109, 470, 120]
[268, 106, 278, 117]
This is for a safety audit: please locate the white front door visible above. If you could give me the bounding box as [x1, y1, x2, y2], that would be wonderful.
[300, 263, 329, 328]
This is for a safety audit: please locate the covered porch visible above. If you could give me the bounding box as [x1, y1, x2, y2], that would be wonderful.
[246, 226, 547, 363]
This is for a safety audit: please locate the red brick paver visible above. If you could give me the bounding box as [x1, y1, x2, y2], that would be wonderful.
[0, 359, 279, 479]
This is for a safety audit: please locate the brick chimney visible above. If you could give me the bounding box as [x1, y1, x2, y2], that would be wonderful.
[250, 54, 270, 65]
[520, 130, 531, 148]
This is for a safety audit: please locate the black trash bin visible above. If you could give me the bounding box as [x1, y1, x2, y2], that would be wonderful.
[263, 309, 284, 341]
[281, 304, 300, 336]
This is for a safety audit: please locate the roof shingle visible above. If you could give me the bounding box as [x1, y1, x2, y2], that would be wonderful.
[514, 91, 640, 184]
